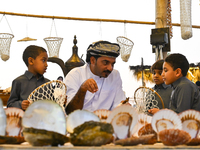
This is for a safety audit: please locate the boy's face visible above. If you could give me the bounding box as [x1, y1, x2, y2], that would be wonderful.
[152, 69, 164, 85]
[162, 62, 177, 85]
[31, 52, 48, 76]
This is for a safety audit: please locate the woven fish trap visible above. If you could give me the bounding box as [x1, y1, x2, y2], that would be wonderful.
[117, 36, 134, 62]
[44, 37, 63, 57]
[0, 33, 14, 61]
[180, 0, 192, 40]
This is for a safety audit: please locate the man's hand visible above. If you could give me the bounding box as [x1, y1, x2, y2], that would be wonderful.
[81, 78, 98, 93]
[21, 100, 30, 111]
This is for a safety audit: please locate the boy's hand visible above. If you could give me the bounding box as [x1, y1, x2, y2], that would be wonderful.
[21, 100, 30, 111]
[148, 108, 160, 115]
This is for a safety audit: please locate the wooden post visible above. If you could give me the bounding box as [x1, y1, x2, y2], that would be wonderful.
[155, 0, 168, 59]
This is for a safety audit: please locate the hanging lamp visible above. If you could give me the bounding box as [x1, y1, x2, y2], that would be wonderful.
[17, 16, 36, 42]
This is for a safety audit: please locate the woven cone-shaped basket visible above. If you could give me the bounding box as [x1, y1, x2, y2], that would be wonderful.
[117, 36, 134, 62]
[0, 33, 14, 61]
[180, 0, 192, 40]
[44, 37, 63, 57]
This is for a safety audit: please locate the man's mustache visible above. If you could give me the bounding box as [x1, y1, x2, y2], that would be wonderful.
[103, 70, 111, 74]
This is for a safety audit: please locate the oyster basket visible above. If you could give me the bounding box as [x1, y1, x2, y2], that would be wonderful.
[0, 33, 14, 61]
[44, 37, 63, 58]
[116, 36, 134, 62]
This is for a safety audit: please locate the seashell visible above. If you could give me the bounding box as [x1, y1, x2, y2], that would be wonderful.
[5, 107, 24, 136]
[70, 121, 114, 146]
[0, 99, 6, 136]
[66, 109, 100, 133]
[186, 137, 200, 146]
[0, 135, 25, 144]
[115, 134, 157, 146]
[93, 109, 111, 122]
[22, 100, 66, 135]
[23, 127, 69, 146]
[133, 113, 152, 136]
[158, 129, 191, 146]
[151, 109, 182, 133]
[138, 123, 157, 138]
[106, 105, 138, 139]
[138, 113, 152, 125]
[179, 109, 200, 139]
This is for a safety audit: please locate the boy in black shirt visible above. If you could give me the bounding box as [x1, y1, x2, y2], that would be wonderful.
[7, 45, 50, 110]
[162, 53, 200, 113]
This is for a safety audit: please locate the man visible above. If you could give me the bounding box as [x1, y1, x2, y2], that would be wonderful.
[64, 41, 126, 115]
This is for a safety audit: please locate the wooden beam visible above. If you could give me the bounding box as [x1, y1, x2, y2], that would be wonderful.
[0, 11, 200, 29]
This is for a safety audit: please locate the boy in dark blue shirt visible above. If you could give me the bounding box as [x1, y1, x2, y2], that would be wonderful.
[162, 53, 200, 113]
[7, 45, 50, 110]
[148, 60, 172, 115]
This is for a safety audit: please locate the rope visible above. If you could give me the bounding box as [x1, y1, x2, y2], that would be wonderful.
[99, 20, 102, 39]
[4, 15, 13, 34]
[50, 18, 58, 37]
[0, 14, 13, 34]
[124, 22, 127, 37]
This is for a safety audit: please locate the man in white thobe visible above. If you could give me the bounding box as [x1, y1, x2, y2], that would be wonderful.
[64, 41, 126, 115]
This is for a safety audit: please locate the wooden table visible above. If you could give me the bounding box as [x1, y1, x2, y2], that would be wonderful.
[0, 142, 199, 150]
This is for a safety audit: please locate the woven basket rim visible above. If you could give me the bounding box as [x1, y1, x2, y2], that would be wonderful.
[0, 33, 14, 38]
[44, 37, 63, 41]
[116, 36, 134, 46]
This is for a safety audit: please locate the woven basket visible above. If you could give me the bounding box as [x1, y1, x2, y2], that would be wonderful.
[44, 37, 63, 57]
[0, 33, 14, 61]
[117, 36, 134, 62]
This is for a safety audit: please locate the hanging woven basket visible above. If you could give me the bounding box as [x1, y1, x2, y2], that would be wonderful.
[180, 0, 192, 40]
[0, 33, 14, 61]
[44, 37, 63, 58]
[117, 36, 134, 62]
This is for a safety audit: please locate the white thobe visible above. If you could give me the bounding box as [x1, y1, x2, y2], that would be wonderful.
[64, 64, 126, 112]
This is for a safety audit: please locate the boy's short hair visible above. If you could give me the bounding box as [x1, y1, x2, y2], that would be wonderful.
[150, 59, 164, 72]
[164, 53, 189, 76]
[23, 45, 47, 67]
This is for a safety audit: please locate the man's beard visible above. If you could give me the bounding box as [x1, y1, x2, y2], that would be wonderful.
[101, 70, 111, 78]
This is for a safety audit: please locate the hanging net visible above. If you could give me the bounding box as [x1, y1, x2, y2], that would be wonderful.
[116, 36, 134, 62]
[44, 37, 63, 57]
[0, 33, 14, 61]
[166, 0, 173, 39]
[180, 0, 192, 40]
